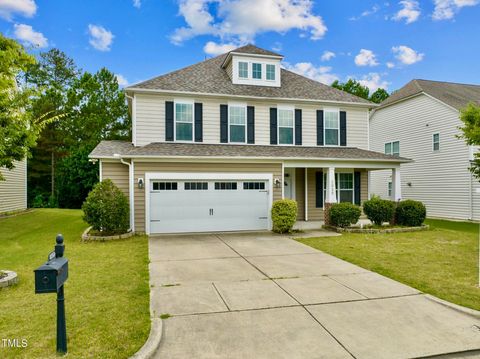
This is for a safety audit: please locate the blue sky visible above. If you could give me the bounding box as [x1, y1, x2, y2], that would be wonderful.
[1, 0, 479, 92]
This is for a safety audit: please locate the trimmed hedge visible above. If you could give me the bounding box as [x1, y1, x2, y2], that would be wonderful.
[329, 202, 362, 228]
[363, 196, 395, 226]
[82, 179, 130, 235]
[396, 200, 426, 227]
[271, 199, 297, 234]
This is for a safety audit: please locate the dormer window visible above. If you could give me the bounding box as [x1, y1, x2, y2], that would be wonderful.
[266, 64, 275, 81]
[238, 62, 248, 78]
[252, 63, 262, 79]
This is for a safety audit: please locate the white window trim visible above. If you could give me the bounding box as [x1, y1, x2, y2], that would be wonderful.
[238, 61, 249, 79]
[322, 170, 355, 206]
[323, 107, 340, 147]
[277, 105, 295, 146]
[228, 102, 248, 144]
[174, 98, 195, 143]
[433, 133, 440, 152]
[384, 140, 400, 156]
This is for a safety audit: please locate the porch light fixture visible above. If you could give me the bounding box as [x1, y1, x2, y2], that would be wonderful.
[138, 178, 144, 189]
[407, 182, 412, 187]
[274, 178, 281, 188]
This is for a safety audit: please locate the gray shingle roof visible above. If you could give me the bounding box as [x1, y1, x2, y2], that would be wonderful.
[127, 46, 373, 105]
[380, 79, 480, 110]
[90, 141, 410, 163]
[228, 44, 283, 58]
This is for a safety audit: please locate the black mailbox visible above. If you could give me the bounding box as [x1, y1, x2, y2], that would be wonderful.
[34, 257, 68, 294]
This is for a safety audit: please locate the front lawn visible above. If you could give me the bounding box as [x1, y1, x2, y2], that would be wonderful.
[0, 209, 150, 359]
[297, 218, 480, 311]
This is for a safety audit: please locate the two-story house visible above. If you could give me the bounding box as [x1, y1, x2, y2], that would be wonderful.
[90, 45, 409, 234]
[370, 79, 480, 221]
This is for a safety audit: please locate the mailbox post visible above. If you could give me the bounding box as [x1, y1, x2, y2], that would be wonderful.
[34, 234, 68, 354]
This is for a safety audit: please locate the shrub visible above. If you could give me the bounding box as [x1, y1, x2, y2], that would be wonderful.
[271, 199, 297, 234]
[329, 202, 362, 228]
[395, 200, 426, 227]
[363, 196, 395, 226]
[82, 179, 129, 235]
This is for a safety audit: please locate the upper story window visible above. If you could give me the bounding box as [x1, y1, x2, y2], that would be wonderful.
[229, 105, 246, 143]
[175, 102, 193, 141]
[278, 108, 294, 145]
[252, 63, 262, 79]
[324, 109, 339, 146]
[385, 141, 400, 156]
[266, 64, 276, 81]
[238, 62, 248, 79]
[433, 133, 440, 151]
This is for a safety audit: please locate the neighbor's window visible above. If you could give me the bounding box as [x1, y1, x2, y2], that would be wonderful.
[323, 173, 354, 203]
[324, 109, 339, 146]
[252, 63, 262, 79]
[266, 64, 275, 80]
[229, 105, 246, 143]
[278, 108, 294, 145]
[175, 102, 193, 141]
[385, 141, 400, 156]
[388, 181, 392, 197]
[238, 62, 248, 78]
[433, 133, 440, 151]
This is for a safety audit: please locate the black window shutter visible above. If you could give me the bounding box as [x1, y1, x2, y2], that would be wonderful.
[317, 110, 324, 146]
[270, 108, 277, 145]
[247, 106, 255, 144]
[354, 171, 361, 205]
[194, 103, 203, 142]
[340, 111, 347, 146]
[165, 101, 174, 141]
[295, 109, 302, 145]
[315, 171, 323, 208]
[220, 104, 228, 143]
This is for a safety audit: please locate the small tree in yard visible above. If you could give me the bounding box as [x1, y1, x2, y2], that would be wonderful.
[271, 199, 297, 234]
[82, 179, 129, 235]
[459, 103, 480, 179]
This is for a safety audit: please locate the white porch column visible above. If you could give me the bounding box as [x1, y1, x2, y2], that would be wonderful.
[325, 167, 337, 203]
[392, 167, 402, 202]
[304, 168, 308, 221]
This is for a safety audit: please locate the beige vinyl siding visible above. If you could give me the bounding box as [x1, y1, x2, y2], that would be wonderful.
[370, 94, 473, 220]
[295, 168, 305, 220]
[133, 161, 282, 233]
[101, 161, 129, 200]
[134, 93, 370, 149]
[0, 160, 27, 213]
[307, 169, 324, 221]
[361, 170, 368, 204]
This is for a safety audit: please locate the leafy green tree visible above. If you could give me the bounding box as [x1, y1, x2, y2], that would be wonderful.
[331, 79, 370, 100]
[459, 103, 480, 179]
[369, 88, 390, 104]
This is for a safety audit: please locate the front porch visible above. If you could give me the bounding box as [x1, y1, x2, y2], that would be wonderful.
[282, 162, 403, 223]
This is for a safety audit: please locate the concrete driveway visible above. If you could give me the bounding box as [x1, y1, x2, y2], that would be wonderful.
[149, 232, 480, 359]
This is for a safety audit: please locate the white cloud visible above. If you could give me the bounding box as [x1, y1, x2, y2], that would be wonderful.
[432, 0, 479, 20]
[0, 0, 36, 21]
[349, 4, 380, 20]
[386, 61, 395, 68]
[284, 62, 338, 85]
[203, 41, 238, 56]
[133, 0, 141, 8]
[357, 72, 390, 91]
[354, 49, 379, 67]
[115, 74, 129, 87]
[171, 0, 327, 45]
[321, 50, 335, 61]
[272, 42, 282, 52]
[392, 45, 424, 64]
[392, 0, 420, 23]
[13, 23, 48, 48]
[88, 24, 114, 51]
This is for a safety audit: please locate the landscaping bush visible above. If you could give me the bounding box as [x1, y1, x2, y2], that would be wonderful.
[395, 200, 426, 227]
[329, 202, 362, 228]
[82, 179, 129, 235]
[271, 199, 297, 234]
[363, 196, 396, 226]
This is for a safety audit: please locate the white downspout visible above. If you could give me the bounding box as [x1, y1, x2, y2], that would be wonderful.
[115, 155, 135, 233]
[470, 171, 474, 221]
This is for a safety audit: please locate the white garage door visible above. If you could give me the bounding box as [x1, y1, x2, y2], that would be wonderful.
[149, 178, 270, 234]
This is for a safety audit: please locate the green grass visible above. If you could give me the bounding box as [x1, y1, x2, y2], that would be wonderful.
[0, 209, 150, 359]
[297, 218, 480, 311]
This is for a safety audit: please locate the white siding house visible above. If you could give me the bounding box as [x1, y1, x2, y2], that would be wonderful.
[0, 160, 27, 213]
[370, 79, 480, 221]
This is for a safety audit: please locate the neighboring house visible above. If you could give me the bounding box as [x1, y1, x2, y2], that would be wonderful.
[0, 160, 27, 213]
[90, 45, 409, 234]
[370, 79, 480, 221]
